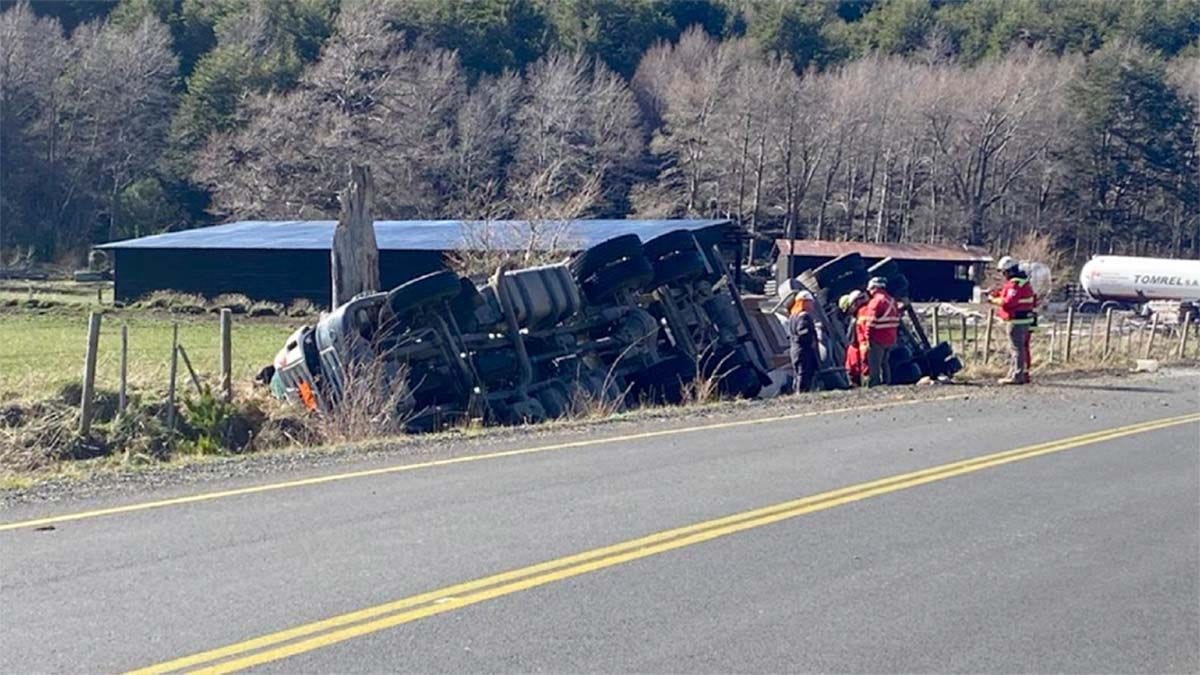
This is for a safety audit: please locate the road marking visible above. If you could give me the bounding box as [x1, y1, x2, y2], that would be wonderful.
[0, 395, 959, 533]
[127, 412, 1200, 675]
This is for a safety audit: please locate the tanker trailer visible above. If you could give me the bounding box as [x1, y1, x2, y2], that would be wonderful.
[1079, 255, 1200, 313]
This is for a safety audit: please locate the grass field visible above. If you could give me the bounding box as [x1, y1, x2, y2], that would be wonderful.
[0, 311, 293, 400]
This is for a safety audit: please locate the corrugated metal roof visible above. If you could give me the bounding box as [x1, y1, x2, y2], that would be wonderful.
[775, 239, 991, 263]
[97, 219, 733, 251]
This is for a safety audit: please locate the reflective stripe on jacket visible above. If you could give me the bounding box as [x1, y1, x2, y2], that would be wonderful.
[864, 290, 900, 347]
[993, 277, 1037, 324]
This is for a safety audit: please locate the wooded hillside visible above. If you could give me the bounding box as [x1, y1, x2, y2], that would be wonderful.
[2, 0, 1197, 266]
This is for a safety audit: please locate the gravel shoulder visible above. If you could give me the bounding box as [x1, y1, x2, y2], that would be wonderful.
[2, 366, 1195, 511]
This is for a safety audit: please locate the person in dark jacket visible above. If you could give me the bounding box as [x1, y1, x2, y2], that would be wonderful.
[787, 290, 821, 393]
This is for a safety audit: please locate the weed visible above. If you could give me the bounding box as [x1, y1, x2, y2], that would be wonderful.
[211, 293, 253, 314]
[286, 299, 318, 317]
[248, 301, 285, 318]
[310, 355, 413, 444]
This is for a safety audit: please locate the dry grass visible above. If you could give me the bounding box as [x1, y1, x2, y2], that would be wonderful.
[955, 316, 1199, 381]
[309, 357, 414, 445]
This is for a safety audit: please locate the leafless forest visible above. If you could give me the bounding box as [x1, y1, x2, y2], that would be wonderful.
[2, 0, 1197, 267]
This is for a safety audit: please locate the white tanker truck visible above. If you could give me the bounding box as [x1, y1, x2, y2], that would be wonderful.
[1079, 255, 1200, 314]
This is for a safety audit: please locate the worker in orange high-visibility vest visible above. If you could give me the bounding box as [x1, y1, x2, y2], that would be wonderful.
[990, 256, 1038, 384]
[862, 277, 901, 387]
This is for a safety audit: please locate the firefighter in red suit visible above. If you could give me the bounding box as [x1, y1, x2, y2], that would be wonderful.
[990, 256, 1038, 384]
[839, 291, 868, 386]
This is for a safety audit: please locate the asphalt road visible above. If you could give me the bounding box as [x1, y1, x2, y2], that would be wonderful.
[2, 372, 1198, 673]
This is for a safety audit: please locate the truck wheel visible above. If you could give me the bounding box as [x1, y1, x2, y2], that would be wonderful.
[814, 253, 867, 290]
[581, 255, 654, 303]
[651, 249, 707, 287]
[536, 382, 572, 419]
[643, 229, 699, 260]
[570, 234, 645, 281]
[448, 278, 484, 333]
[631, 355, 696, 404]
[924, 341, 953, 365]
[388, 270, 462, 316]
[890, 362, 923, 385]
[888, 345, 914, 367]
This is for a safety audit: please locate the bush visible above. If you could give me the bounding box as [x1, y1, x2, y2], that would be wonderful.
[210, 293, 253, 314]
[137, 291, 208, 314]
[286, 298, 318, 317]
[248, 301, 284, 317]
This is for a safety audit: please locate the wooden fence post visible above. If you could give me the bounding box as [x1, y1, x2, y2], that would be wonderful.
[983, 308, 995, 364]
[219, 309, 233, 401]
[1049, 321, 1058, 364]
[177, 345, 203, 394]
[1179, 312, 1193, 359]
[1102, 309, 1114, 356]
[931, 306, 940, 345]
[118, 323, 128, 414]
[959, 315, 968, 356]
[166, 323, 179, 432]
[79, 312, 102, 435]
[972, 319, 980, 359]
[1143, 312, 1159, 359]
[1088, 314, 1097, 356]
[1064, 307, 1075, 363]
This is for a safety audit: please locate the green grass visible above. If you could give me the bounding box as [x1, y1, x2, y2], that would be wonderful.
[0, 279, 111, 307]
[0, 311, 293, 400]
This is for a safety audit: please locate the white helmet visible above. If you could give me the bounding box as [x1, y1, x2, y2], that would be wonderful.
[997, 255, 1019, 272]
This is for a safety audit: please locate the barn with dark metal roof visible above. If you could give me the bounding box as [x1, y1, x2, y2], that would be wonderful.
[98, 219, 736, 306]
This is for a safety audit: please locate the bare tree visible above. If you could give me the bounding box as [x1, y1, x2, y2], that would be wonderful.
[922, 49, 1073, 244]
[198, 2, 465, 220]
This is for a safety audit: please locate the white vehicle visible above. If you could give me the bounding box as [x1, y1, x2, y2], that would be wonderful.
[1079, 255, 1200, 312]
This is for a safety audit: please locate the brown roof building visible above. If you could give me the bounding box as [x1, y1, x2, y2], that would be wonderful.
[775, 239, 993, 302]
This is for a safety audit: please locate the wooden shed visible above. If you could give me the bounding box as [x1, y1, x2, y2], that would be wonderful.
[775, 239, 992, 302]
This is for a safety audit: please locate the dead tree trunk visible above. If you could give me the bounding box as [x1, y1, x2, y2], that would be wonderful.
[331, 164, 380, 307]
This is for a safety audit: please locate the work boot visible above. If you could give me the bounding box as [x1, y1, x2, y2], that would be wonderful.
[997, 376, 1022, 385]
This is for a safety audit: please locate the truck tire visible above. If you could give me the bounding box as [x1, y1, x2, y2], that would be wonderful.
[388, 270, 462, 317]
[814, 253, 867, 290]
[643, 229, 699, 260]
[536, 382, 572, 419]
[570, 234, 644, 281]
[890, 361, 923, 385]
[630, 355, 696, 404]
[448, 278, 484, 333]
[925, 341, 953, 365]
[888, 345, 914, 367]
[652, 249, 708, 287]
[581, 255, 654, 303]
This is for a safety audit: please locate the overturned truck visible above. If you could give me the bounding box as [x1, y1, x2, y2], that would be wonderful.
[791, 252, 964, 385]
[272, 227, 773, 430]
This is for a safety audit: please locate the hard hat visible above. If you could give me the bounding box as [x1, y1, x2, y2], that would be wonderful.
[795, 290, 814, 303]
[867, 276, 888, 290]
[848, 289, 865, 305]
[997, 255, 1018, 272]
[838, 294, 853, 312]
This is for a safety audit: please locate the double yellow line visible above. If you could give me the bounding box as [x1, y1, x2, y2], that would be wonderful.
[129, 411, 1200, 674]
